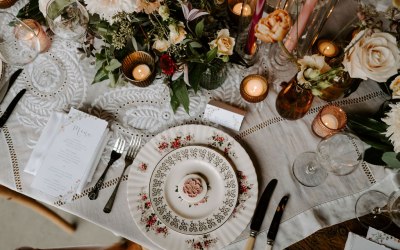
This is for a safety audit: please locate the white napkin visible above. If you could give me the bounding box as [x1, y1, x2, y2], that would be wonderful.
[344, 232, 391, 250]
[367, 227, 400, 250]
[25, 109, 109, 195]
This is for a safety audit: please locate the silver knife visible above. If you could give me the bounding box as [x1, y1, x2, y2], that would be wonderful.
[0, 69, 23, 104]
[244, 179, 278, 250]
[266, 195, 289, 250]
[0, 89, 26, 128]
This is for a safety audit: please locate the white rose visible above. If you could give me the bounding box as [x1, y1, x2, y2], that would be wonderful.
[297, 54, 331, 86]
[39, 0, 51, 16]
[169, 22, 186, 45]
[158, 5, 170, 20]
[390, 75, 400, 98]
[153, 38, 170, 52]
[209, 29, 235, 56]
[342, 30, 400, 82]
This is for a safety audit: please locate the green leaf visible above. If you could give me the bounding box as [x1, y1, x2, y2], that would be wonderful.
[190, 41, 202, 48]
[188, 44, 200, 57]
[206, 47, 218, 63]
[195, 19, 205, 38]
[105, 59, 122, 71]
[363, 148, 386, 166]
[189, 63, 207, 92]
[92, 68, 108, 84]
[382, 152, 400, 168]
[171, 79, 190, 113]
[108, 71, 117, 87]
[170, 92, 180, 113]
[221, 55, 229, 63]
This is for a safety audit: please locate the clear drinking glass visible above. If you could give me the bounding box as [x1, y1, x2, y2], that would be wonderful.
[355, 189, 400, 230]
[0, 11, 41, 66]
[292, 132, 364, 187]
[46, 0, 89, 41]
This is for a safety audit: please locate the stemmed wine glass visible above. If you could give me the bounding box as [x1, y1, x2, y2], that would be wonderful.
[355, 189, 400, 230]
[292, 132, 364, 187]
[46, 0, 89, 41]
[0, 11, 41, 66]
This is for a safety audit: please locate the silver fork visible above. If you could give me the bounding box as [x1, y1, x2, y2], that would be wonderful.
[103, 136, 142, 213]
[89, 138, 126, 200]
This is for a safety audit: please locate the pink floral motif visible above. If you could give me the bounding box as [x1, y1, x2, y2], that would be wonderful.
[183, 178, 203, 198]
[156, 134, 194, 153]
[137, 162, 148, 172]
[137, 192, 169, 237]
[232, 171, 253, 217]
[208, 133, 237, 158]
[186, 234, 218, 249]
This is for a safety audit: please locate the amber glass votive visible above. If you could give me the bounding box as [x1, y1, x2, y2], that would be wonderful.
[240, 74, 269, 103]
[312, 105, 347, 138]
[0, 0, 18, 8]
[121, 51, 155, 87]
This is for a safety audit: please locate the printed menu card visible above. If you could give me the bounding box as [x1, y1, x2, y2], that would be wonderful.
[27, 108, 108, 201]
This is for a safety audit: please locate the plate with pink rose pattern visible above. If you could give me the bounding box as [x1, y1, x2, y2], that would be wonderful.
[127, 124, 258, 250]
[149, 145, 239, 235]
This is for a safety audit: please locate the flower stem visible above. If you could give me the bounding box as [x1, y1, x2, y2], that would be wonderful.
[278, 41, 299, 69]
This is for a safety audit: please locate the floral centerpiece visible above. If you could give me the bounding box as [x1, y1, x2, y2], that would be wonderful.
[20, 0, 236, 113]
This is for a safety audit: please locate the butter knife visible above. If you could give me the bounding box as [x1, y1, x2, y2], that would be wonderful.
[0, 89, 26, 128]
[0, 69, 23, 104]
[244, 179, 278, 250]
[266, 195, 290, 250]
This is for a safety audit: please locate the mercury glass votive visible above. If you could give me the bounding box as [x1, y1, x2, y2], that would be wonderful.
[312, 105, 347, 138]
[240, 74, 269, 103]
[121, 51, 155, 87]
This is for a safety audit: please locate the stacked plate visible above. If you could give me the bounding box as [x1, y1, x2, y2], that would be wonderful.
[127, 124, 258, 250]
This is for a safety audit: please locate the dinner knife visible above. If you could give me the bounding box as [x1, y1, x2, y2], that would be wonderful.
[245, 179, 278, 250]
[0, 69, 23, 104]
[0, 89, 26, 128]
[266, 195, 290, 250]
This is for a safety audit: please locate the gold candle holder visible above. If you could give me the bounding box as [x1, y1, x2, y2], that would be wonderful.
[0, 0, 18, 8]
[22, 19, 51, 53]
[240, 74, 269, 103]
[121, 51, 156, 87]
[312, 105, 347, 138]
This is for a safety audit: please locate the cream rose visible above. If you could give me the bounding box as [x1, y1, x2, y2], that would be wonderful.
[342, 30, 400, 82]
[153, 38, 170, 52]
[169, 22, 187, 45]
[390, 75, 400, 98]
[209, 29, 235, 56]
[297, 54, 331, 87]
[255, 9, 291, 43]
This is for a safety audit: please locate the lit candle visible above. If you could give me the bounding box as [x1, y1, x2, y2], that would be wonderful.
[132, 64, 151, 81]
[244, 79, 266, 96]
[317, 40, 339, 58]
[240, 74, 269, 102]
[321, 114, 339, 129]
[232, 3, 252, 16]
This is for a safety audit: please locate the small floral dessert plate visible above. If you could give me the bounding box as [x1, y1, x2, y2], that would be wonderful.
[127, 124, 258, 250]
[149, 145, 238, 235]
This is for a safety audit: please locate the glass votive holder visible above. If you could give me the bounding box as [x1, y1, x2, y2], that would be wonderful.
[22, 19, 51, 53]
[0, 0, 18, 8]
[240, 74, 269, 103]
[121, 51, 155, 87]
[312, 105, 347, 138]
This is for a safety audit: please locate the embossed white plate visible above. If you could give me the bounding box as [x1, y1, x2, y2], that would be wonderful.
[149, 145, 238, 235]
[127, 124, 258, 250]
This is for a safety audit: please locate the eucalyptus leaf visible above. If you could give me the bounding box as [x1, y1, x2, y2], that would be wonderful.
[382, 152, 400, 168]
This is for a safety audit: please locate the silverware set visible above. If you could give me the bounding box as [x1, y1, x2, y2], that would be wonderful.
[89, 136, 142, 213]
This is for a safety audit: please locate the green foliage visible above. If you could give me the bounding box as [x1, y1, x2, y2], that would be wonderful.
[16, 0, 46, 24]
[170, 79, 190, 113]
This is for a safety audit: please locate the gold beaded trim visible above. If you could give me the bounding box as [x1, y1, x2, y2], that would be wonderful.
[2, 126, 23, 191]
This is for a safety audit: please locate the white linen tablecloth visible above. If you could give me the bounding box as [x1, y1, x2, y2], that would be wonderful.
[0, 0, 398, 249]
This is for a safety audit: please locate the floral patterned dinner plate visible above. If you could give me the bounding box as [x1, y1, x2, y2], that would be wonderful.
[149, 145, 239, 235]
[127, 124, 258, 250]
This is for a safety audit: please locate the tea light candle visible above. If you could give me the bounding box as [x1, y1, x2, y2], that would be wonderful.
[317, 39, 339, 58]
[132, 64, 151, 81]
[321, 114, 338, 129]
[240, 74, 269, 103]
[232, 3, 252, 16]
[312, 105, 347, 138]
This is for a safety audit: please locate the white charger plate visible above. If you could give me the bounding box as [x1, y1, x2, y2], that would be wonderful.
[149, 145, 238, 235]
[127, 124, 258, 250]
